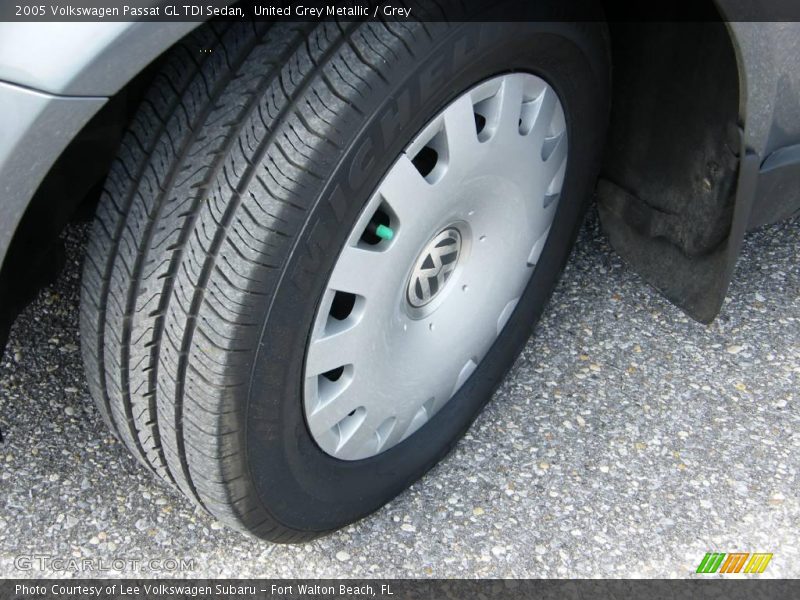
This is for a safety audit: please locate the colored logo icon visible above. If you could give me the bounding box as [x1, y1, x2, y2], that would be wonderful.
[696, 552, 773, 574]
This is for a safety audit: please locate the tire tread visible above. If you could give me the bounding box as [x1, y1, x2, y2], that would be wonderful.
[81, 20, 443, 541]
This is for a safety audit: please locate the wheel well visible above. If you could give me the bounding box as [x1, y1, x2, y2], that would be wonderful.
[0, 52, 164, 352]
[597, 12, 742, 321]
[0, 14, 744, 351]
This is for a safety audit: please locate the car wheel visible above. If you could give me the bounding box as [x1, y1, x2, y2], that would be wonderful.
[80, 19, 609, 541]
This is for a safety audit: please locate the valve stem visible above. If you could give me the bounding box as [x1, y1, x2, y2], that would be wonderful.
[367, 222, 394, 241]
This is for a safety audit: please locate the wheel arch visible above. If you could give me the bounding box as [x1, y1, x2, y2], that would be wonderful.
[597, 4, 752, 322]
[0, 22, 203, 352]
[0, 12, 771, 356]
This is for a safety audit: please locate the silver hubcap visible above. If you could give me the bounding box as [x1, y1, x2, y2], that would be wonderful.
[304, 73, 568, 460]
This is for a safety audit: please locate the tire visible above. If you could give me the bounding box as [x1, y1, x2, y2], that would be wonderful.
[80, 18, 610, 541]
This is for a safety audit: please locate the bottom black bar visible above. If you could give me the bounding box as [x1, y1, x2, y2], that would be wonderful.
[1, 579, 798, 600]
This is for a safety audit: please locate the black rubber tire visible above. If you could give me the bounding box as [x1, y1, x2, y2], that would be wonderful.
[80, 18, 610, 541]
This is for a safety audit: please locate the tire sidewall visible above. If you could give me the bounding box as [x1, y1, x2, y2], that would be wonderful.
[245, 22, 609, 532]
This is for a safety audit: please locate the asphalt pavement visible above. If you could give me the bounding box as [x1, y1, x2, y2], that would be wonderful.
[0, 209, 797, 578]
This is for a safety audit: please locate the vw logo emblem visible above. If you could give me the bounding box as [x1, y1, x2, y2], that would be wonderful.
[407, 228, 462, 308]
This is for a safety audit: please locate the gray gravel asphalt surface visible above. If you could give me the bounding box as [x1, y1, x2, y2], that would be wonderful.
[0, 209, 797, 579]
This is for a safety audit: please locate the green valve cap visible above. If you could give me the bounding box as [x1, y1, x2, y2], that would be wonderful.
[375, 224, 394, 240]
